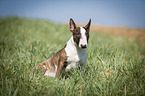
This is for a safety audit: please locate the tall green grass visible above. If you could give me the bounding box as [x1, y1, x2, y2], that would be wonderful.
[0, 17, 145, 96]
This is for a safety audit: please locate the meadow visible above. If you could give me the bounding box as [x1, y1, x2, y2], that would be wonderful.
[0, 17, 145, 96]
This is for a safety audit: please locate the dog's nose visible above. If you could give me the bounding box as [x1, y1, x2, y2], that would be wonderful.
[81, 44, 87, 49]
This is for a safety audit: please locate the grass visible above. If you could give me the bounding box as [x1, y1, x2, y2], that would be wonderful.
[0, 17, 145, 96]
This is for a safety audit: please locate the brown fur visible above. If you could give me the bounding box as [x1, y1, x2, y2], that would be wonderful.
[36, 45, 67, 77]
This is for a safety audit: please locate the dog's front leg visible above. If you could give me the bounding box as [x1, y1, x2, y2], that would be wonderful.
[79, 62, 86, 70]
[79, 59, 86, 70]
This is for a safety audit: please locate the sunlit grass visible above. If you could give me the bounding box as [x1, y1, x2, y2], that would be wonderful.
[0, 17, 145, 96]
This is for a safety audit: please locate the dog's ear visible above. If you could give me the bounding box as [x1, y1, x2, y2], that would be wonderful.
[85, 19, 91, 31]
[69, 18, 76, 32]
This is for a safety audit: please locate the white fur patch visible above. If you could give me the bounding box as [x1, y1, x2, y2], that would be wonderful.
[43, 65, 46, 69]
[65, 36, 87, 71]
[79, 27, 87, 48]
[55, 65, 57, 72]
[44, 70, 56, 77]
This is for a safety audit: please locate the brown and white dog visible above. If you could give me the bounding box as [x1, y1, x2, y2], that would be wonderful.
[36, 18, 91, 77]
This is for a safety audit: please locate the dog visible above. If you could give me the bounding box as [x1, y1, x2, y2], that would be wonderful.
[36, 18, 91, 77]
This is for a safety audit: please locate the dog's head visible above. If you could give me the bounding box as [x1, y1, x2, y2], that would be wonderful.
[69, 18, 91, 49]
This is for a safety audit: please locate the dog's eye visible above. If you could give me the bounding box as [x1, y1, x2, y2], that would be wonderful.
[75, 33, 81, 38]
[76, 33, 81, 36]
[77, 33, 80, 35]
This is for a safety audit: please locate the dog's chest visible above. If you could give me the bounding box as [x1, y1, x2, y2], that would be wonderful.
[65, 43, 87, 65]
[66, 49, 86, 63]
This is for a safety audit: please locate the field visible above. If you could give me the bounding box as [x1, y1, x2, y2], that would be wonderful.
[0, 17, 145, 96]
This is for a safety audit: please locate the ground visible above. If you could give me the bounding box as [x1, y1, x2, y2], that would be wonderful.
[0, 17, 145, 96]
